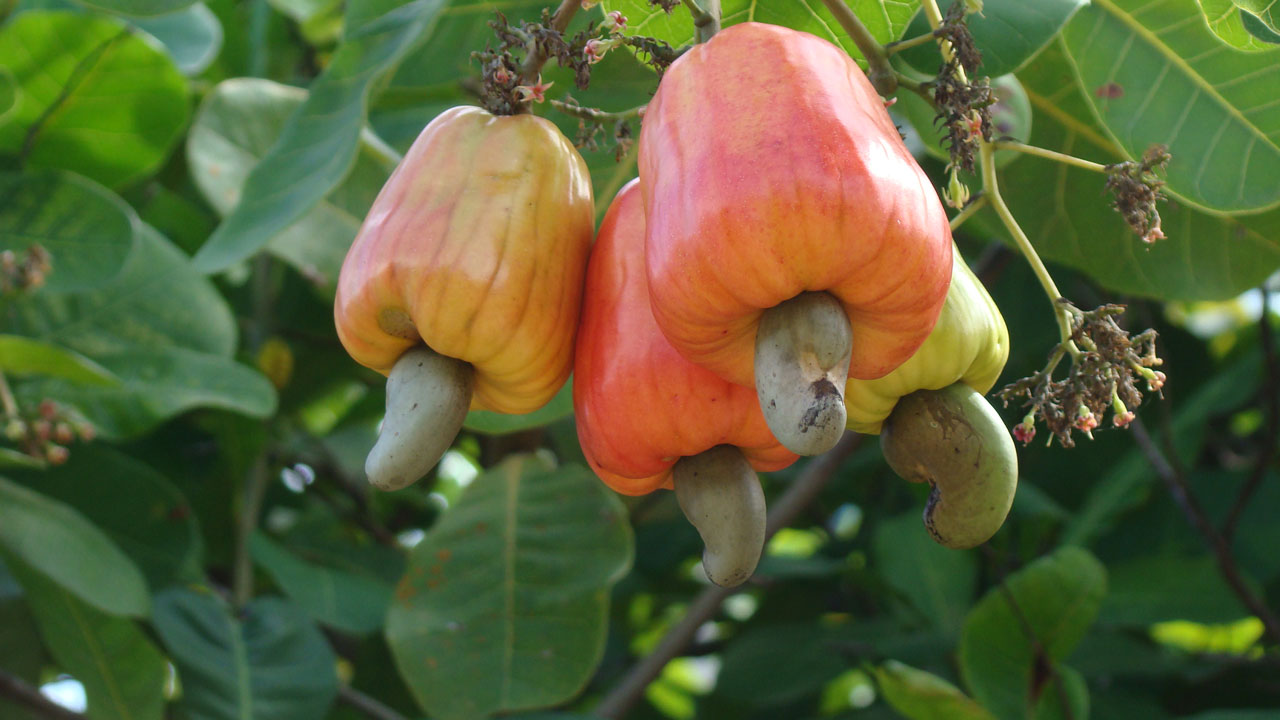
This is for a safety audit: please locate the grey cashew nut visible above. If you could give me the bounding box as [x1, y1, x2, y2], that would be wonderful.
[880, 382, 1017, 549]
[754, 292, 853, 456]
[673, 445, 767, 587]
[365, 345, 474, 492]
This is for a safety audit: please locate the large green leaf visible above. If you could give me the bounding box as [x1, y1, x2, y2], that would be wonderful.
[1234, 0, 1280, 35]
[897, 0, 1089, 77]
[5, 445, 203, 589]
[74, 0, 197, 17]
[192, 0, 448, 273]
[0, 562, 51, 720]
[0, 11, 189, 188]
[250, 531, 393, 635]
[1061, 0, 1280, 213]
[0, 477, 149, 617]
[0, 171, 136, 293]
[995, 39, 1280, 300]
[1099, 553, 1249, 625]
[151, 589, 339, 720]
[601, 0, 916, 61]
[873, 660, 997, 720]
[0, 335, 118, 385]
[385, 455, 632, 720]
[6, 557, 166, 720]
[872, 511, 978, 637]
[714, 623, 849, 707]
[132, 3, 223, 74]
[958, 546, 1105, 720]
[187, 77, 395, 295]
[1199, 0, 1280, 51]
[464, 380, 574, 435]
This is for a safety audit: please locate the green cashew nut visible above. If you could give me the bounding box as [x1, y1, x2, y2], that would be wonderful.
[673, 445, 768, 587]
[880, 382, 1017, 549]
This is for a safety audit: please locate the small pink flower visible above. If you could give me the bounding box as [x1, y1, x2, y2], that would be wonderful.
[602, 10, 627, 32]
[1113, 411, 1136, 428]
[1074, 405, 1098, 433]
[492, 67, 512, 85]
[1013, 419, 1036, 445]
[514, 76, 553, 104]
[1147, 370, 1166, 392]
[585, 37, 620, 64]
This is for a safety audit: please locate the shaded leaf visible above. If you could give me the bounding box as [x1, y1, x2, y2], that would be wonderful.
[1061, 0, 1280, 213]
[464, 380, 574, 436]
[873, 660, 996, 720]
[0, 170, 136, 293]
[958, 546, 1105, 720]
[897, 0, 1089, 77]
[385, 455, 632, 720]
[5, 445, 203, 589]
[995, 39, 1280, 300]
[6, 557, 165, 720]
[250, 531, 393, 635]
[133, 3, 224, 74]
[714, 623, 849, 707]
[187, 77, 395, 295]
[151, 589, 339, 720]
[0, 476, 149, 617]
[872, 511, 978, 637]
[74, 0, 197, 17]
[1100, 553, 1248, 626]
[1199, 0, 1280, 51]
[0, 11, 189, 188]
[0, 335, 118, 385]
[192, 0, 448, 273]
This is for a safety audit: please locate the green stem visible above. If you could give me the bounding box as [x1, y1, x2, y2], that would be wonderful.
[248, 0, 269, 78]
[683, 0, 720, 43]
[232, 454, 270, 608]
[885, 30, 940, 55]
[817, 0, 897, 95]
[949, 193, 988, 231]
[920, 0, 959, 73]
[549, 100, 646, 123]
[992, 141, 1108, 173]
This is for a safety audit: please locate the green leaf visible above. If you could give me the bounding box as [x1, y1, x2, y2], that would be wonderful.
[74, 0, 197, 17]
[873, 660, 997, 720]
[0, 170, 136, 293]
[0, 335, 118, 385]
[1241, 5, 1280, 41]
[0, 67, 14, 124]
[1199, 0, 1280, 51]
[6, 557, 166, 720]
[601, 0, 916, 61]
[0, 447, 46, 469]
[897, 0, 1089, 77]
[1061, 0, 1280, 213]
[714, 623, 849, 707]
[132, 3, 223, 74]
[5, 445, 203, 589]
[250, 531, 393, 635]
[151, 589, 339, 720]
[464, 380, 574, 435]
[192, 0, 448, 273]
[0, 11, 189, 188]
[0, 476, 150, 617]
[0, 561, 51, 720]
[995, 39, 1280, 300]
[872, 511, 978, 637]
[187, 77, 396, 295]
[958, 546, 1105, 720]
[1100, 553, 1249, 625]
[17, 345, 278, 438]
[1234, 0, 1280, 34]
[385, 455, 632, 720]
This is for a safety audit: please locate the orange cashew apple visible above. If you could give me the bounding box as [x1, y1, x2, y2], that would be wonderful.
[575, 180, 798, 587]
[639, 22, 953, 457]
[335, 106, 594, 491]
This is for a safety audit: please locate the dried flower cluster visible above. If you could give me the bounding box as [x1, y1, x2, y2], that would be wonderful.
[1105, 144, 1171, 245]
[1, 245, 52, 294]
[4, 399, 95, 466]
[999, 302, 1164, 448]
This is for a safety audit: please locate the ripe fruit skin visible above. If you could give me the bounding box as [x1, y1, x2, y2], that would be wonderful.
[639, 22, 952, 389]
[574, 180, 797, 496]
[845, 248, 1010, 434]
[334, 106, 594, 413]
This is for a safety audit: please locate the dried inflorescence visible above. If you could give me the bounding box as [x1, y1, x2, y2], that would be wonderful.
[474, 11, 602, 114]
[1, 245, 52, 294]
[999, 302, 1164, 448]
[4, 399, 95, 466]
[1105, 145, 1172, 245]
[927, 2, 992, 174]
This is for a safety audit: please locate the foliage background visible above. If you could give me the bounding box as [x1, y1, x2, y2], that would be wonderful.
[1, 0, 1279, 718]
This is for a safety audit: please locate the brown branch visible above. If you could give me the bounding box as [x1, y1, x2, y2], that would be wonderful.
[1130, 418, 1280, 646]
[1223, 288, 1278, 542]
[518, 0, 580, 83]
[0, 668, 86, 720]
[592, 433, 863, 719]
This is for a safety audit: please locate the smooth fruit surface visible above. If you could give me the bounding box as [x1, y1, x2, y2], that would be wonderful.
[846, 246, 1010, 434]
[334, 106, 594, 413]
[574, 180, 797, 496]
[639, 22, 953, 389]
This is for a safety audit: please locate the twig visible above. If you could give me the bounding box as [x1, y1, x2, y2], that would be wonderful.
[885, 29, 941, 54]
[518, 0, 581, 83]
[0, 668, 86, 720]
[817, 0, 896, 95]
[233, 454, 272, 608]
[682, 0, 720, 43]
[593, 433, 863, 719]
[337, 685, 410, 720]
[949, 193, 988, 231]
[0, 369, 18, 418]
[549, 100, 646, 123]
[1223, 288, 1278, 542]
[1130, 418, 1280, 646]
[991, 141, 1108, 173]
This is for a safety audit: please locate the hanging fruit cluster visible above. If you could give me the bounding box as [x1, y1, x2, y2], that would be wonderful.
[333, 19, 1021, 587]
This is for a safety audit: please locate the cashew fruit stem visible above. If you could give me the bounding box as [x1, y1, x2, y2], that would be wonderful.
[880, 383, 1017, 549]
[365, 345, 474, 492]
[673, 445, 766, 588]
[755, 292, 853, 456]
